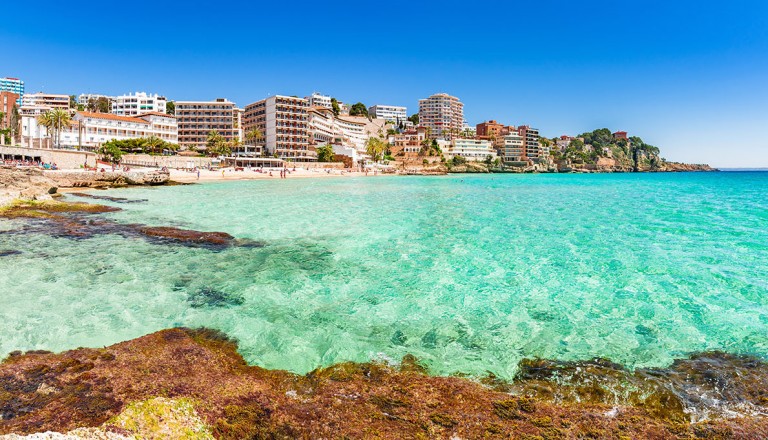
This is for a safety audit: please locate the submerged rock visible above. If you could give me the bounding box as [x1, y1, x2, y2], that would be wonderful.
[187, 288, 244, 308]
[138, 227, 234, 248]
[0, 250, 22, 257]
[2, 329, 768, 439]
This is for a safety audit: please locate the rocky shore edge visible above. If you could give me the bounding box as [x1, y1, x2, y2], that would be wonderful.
[1, 328, 767, 439]
[0, 166, 170, 207]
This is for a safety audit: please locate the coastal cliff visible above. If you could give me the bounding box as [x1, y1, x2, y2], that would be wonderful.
[1, 328, 767, 439]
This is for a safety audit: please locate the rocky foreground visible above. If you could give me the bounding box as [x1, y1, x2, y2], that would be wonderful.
[0, 167, 169, 207]
[1, 328, 767, 439]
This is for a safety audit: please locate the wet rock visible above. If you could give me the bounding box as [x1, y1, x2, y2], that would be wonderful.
[2, 329, 768, 438]
[138, 226, 234, 247]
[69, 193, 148, 204]
[187, 288, 244, 308]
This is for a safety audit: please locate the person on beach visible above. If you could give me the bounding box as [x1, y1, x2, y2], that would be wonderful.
[197, 169, 200, 180]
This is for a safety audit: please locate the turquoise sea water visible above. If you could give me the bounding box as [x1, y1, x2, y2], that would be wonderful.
[1, 172, 767, 379]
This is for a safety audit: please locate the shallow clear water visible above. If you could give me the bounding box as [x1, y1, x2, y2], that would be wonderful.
[1, 173, 767, 379]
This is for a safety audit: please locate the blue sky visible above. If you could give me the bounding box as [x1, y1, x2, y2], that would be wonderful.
[2, 0, 767, 167]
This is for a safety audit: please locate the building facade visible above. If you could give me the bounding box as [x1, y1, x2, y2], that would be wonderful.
[175, 98, 236, 150]
[1, 91, 19, 129]
[112, 92, 167, 116]
[418, 93, 464, 140]
[20, 111, 177, 150]
[518, 125, 541, 160]
[0, 78, 24, 106]
[21, 92, 70, 109]
[368, 105, 407, 123]
[78, 94, 115, 105]
[306, 93, 332, 109]
[446, 139, 496, 161]
[499, 132, 525, 162]
[244, 95, 313, 161]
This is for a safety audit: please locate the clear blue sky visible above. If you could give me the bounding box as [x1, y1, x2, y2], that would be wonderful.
[3, 0, 767, 167]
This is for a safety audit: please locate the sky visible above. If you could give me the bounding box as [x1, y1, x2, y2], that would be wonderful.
[2, 0, 767, 167]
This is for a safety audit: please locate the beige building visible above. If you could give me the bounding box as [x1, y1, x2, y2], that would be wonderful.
[175, 98, 236, 150]
[21, 92, 70, 109]
[418, 93, 464, 140]
[244, 95, 313, 161]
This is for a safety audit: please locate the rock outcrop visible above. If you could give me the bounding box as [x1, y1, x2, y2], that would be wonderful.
[2, 328, 767, 439]
[0, 167, 60, 205]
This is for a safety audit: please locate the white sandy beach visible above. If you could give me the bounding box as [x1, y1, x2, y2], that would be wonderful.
[168, 167, 383, 183]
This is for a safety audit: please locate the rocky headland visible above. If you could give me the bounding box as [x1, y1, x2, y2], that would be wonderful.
[1, 328, 767, 439]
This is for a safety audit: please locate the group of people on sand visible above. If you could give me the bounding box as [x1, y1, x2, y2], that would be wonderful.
[3, 159, 57, 169]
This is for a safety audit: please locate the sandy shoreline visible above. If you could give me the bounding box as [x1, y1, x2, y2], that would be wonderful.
[168, 167, 384, 183]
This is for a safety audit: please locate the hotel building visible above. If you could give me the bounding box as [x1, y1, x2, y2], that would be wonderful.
[418, 93, 464, 140]
[175, 98, 236, 150]
[244, 95, 313, 161]
[499, 131, 525, 162]
[112, 92, 167, 116]
[0, 77, 24, 106]
[368, 105, 407, 123]
[518, 125, 542, 160]
[445, 139, 496, 161]
[21, 92, 70, 110]
[78, 94, 114, 105]
[20, 111, 177, 150]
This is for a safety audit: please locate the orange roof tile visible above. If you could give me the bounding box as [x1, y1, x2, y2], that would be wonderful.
[77, 111, 147, 124]
[138, 111, 175, 119]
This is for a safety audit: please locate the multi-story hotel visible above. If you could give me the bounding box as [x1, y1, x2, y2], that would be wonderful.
[78, 94, 115, 105]
[21, 92, 70, 109]
[499, 131, 525, 162]
[446, 139, 496, 161]
[368, 105, 407, 123]
[175, 98, 236, 150]
[20, 111, 177, 150]
[518, 125, 542, 160]
[308, 106, 371, 152]
[0, 77, 24, 106]
[112, 92, 167, 116]
[418, 93, 464, 140]
[244, 95, 313, 161]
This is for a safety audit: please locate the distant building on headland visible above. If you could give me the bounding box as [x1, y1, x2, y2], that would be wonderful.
[419, 93, 464, 140]
[0, 77, 24, 106]
[613, 131, 628, 140]
[175, 98, 236, 151]
[244, 95, 315, 161]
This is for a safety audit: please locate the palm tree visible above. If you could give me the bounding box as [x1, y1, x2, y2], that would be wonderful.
[143, 136, 165, 155]
[37, 112, 55, 148]
[365, 137, 386, 163]
[48, 109, 72, 149]
[245, 128, 262, 145]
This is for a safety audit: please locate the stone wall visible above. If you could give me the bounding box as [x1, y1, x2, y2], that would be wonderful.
[0, 146, 97, 169]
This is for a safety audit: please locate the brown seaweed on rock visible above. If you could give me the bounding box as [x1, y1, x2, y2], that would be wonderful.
[2, 328, 768, 439]
[0, 200, 262, 249]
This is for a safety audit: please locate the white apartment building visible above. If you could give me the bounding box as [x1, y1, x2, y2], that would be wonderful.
[418, 93, 464, 140]
[305, 92, 332, 109]
[112, 92, 167, 116]
[233, 107, 244, 143]
[244, 95, 313, 161]
[499, 132, 525, 162]
[21, 92, 70, 109]
[446, 139, 496, 161]
[20, 111, 177, 150]
[175, 98, 236, 150]
[78, 94, 115, 105]
[368, 105, 407, 123]
[308, 107, 371, 152]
